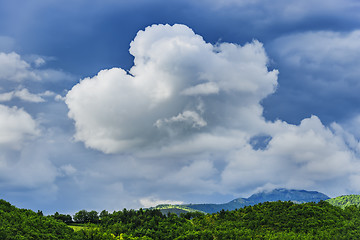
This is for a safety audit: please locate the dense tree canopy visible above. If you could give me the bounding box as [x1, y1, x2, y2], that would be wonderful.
[326, 195, 360, 209]
[0, 199, 74, 239]
[51, 211, 73, 224]
[74, 210, 100, 224]
[69, 200, 360, 239]
[3, 198, 360, 239]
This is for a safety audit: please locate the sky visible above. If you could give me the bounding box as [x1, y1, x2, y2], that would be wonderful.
[1, 0, 360, 214]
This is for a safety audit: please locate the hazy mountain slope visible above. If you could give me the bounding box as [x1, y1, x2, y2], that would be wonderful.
[246, 188, 330, 204]
[183, 188, 330, 213]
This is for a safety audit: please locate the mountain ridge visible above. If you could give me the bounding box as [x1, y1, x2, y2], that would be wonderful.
[154, 188, 331, 214]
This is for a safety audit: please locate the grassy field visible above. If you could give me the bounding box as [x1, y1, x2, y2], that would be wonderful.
[68, 224, 86, 231]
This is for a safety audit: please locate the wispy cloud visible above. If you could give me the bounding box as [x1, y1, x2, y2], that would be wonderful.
[0, 88, 56, 103]
[0, 52, 41, 82]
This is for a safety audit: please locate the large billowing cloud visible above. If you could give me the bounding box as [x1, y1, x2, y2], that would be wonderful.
[0, 0, 359, 214]
[66, 24, 278, 154]
[65, 24, 360, 199]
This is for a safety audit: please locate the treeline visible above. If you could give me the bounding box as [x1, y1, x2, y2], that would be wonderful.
[50, 209, 102, 224]
[72, 201, 360, 239]
[0, 199, 74, 239]
[3, 199, 360, 239]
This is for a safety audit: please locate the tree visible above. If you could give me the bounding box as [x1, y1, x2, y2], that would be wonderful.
[73, 210, 99, 224]
[52, 212, 73, 224]
[74, 210, 89, 223]
[100, 210, 109, 219]
[88, 210, 99, 224]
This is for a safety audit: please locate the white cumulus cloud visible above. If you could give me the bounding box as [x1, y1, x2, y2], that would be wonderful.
[0, 104, 40, 149]
[0, 52, 41, 82]
[221, 116, 360, 196]
[65, 24, 360, 198]
[66, 24, 278, 154]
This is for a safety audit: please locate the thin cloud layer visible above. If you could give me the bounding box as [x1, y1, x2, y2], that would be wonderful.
[0, 88, 52, 103]
[272, 31, 360, 82]
[264, 30, 360, 124]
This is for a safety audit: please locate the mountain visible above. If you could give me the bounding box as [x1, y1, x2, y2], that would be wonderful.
[326, 195, 360, 209]
[159, 188, 330, 214]
[245, 188, 330, 204]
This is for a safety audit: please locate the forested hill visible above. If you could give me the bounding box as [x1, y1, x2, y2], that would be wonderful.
[245, 188, 330, 203]
[5, 198, 360, 239]
[326, 195, 360, 209]
[181, 188, 330, 213]
[0, 199, 74, 239]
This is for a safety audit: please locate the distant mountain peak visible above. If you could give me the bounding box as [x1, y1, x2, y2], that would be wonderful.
[183, 188, 330, 214]
[246, 188, 330, 204]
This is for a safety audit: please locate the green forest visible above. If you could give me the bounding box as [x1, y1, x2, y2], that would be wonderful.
[326, 195, 360, 209]
[3, 198, 360, 239]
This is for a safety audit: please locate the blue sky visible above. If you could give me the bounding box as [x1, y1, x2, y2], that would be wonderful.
[1, 0, 360, 214]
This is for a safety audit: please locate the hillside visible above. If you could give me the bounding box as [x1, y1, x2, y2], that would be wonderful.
[327, 195, 360, 209]
[97, 200, 360, 239]
[52, 200, 360, 239]
[182, 188, 330, 213]
[0, 199, 74, 239]
[4, 197, 360, 239]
